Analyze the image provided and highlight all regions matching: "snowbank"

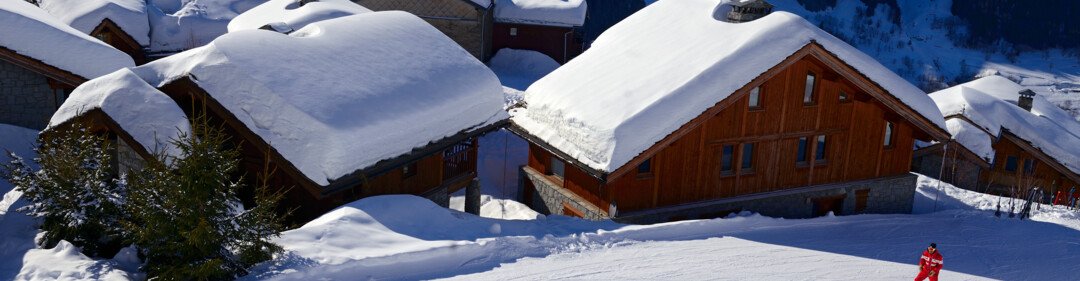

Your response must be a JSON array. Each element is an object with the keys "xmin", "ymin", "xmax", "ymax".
[
  {"xmin": 48, "ymin": 69, "xmax": 191, "ymax": 159},
  {"xmin": 0, "ymin": 1, "xmax": 135, "ymax": 79},
  {"xmin": 131, "ymin": 12, "xmax": 507, "ymax": 186},
  {"xmin": 512, "ymin": 0, "xmax": 946, "ymax": 173},
  {"xmin": 147, "ymin": 0, "xmax": 266, "ymax": 52},
  {"xmin": 38, "ymin": 0, "xmax": 151, "ymax": 46},
  {"xmin": 15, "ymin": 241, "xmax": 135, "ymax": 280},
  {"xmin": 449, "ymin": 195, "xmax": 543, "ymax": 220},
  {"xmin": 227, "ymin": 0, "xmax": 370, "ymax": 33},
  {"xmin": 930, "ymin": 76, "xmax": 1080, "ymax": 176},
  {"xmin": 487, "ymin": 48, "xmax": 560, "ymax": 91},
  {"xmin": 494, "ymin": 0, "xmax": 588, "ymax": 27}
]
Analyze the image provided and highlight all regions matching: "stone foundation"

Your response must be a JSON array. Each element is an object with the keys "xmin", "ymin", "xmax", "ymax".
[{"xmin": 520, "ymin": 166, "xmax": 918, "ymax": 224}]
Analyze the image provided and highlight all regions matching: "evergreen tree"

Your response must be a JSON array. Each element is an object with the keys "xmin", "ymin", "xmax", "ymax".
[
  {"xmin": 124, "ymin": 118, "xmax": 285, "ymax": 279},
  {"xmin": 0, "ymin": 125, "xmax": 128, "ymax": 257}
]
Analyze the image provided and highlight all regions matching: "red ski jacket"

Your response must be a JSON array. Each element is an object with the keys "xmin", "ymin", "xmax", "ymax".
[{"xmin": 919, "ymin": 249, "xmax": 944, "ymax": 273}]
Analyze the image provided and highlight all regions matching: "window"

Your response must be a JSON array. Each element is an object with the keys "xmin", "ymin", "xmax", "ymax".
[
  {"xmin": 748, "ymin": 86, "xmax": 762, "ymax": 110},
  {"xmin": 884, "ymin": 121, "xmax": 895, "ymax": 148},
  {"xmin": 803, "ymin": 72, "xmax": 817, "ymax": 105},
  {"xmin": 637, "ymin": 158, "xmax": 652, "ymax": 175},
  {"xmin": 510, "ymin": 27, "xmax": 518, "ymax": 36},
  {"xmin": 402, "ymin": 162, "xmax": 417, "ymax": 178},
  {"xmin": 796, "ymin": 137, "xmax": 809, "ymax": 164},
  {"xmin": 721, "ymin": 145, "xmax": 735, "ymax": 174},
  {"xmin": 741, "ymin": 143, "xmax": 755, "ymax": 171},
  {"xmin": 1004, "ymin": 156, "xmax": 1018, "ymax": 172},
  {"xmin": 550, "ymin": 156, "xmax": 565, "ymax": 178},
  {"xmin": 839, "ymin": 90, "xmax": 850, "ymax": 102},
  {"xmin": 1023, "ymin": 159, "xmax": 1036, "ymax": 175},
  {"xmin": 815, "ymin": 135, "xmax": 827, "ymax": 161}
]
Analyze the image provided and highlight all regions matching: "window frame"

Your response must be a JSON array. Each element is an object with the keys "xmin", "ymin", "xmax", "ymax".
[
  {"xmin": 883, "ymin": 121, "xmax": 896, "ymax": 149},
  {"xmin": 720, "ymin": 144, "xmax": 735, "ymax": 176},
  {"xmin": 803, "ymin": 71, "xmax": 818, "ymax": 106},
  {"xmin": 549, "ymin": 156, "xmax": 566, "ymax": 179},
  {"xmin": 815, "ymin": 135, "xmax": 828, "ymax": 163},
  {"xmin": 748, "ymin": 86, "xmax": 763, "ymax": 111},
  {"xmin": 796, "ymin": 136, "xmax": 810, "ymax": 166},
  {"xmin": 637, "ymin": 158, "xmax": 654, "ymax": 178},
  {"xmin": 1004, "ymin": 156, "xmax": 1019, "ymax": 172},
  {"xmin": 402, "ymin": 161, "xmax": 418, "ymax": 179},
  {"xmin": 1023, "ymin": 158, "xmax": 1036, "ymax": 175},
  {"xmin": 740, "ymin": 143, "xmax": 755, "ymax": 174},
  {"xmin": 838, "ymin": 90, "xmax": 851, "ymax": 103}
]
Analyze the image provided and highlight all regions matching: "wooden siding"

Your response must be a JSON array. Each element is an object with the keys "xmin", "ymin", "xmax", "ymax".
[
  {"xmin": 492, "ymin": 23, "xmax": 582, "ymax": 63},
  {"xmin": 525, "ymin": 52, "xmax": 936, "ymax": 214},
  {"xmin": 91, "ymin": 19, "xmax": 146, "ymax": 65},
  {"xmin": 980, "ymin": 133, "xmax": 1080, "ymax": 197}
]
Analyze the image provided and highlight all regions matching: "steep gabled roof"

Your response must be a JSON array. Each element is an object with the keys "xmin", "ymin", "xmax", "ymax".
[
  {"xmin": 511, "ymin": 0, "xmax": 947, "ymax": 175},
  {"xmin": 80, "ymin": 12, "xmax": 507, "ymax": 188},
  {"xmin": 494, "ymin": 0, "xmax": 588, "ymax": 27},
  {"xmin": 0, "ymin": 0, "xmax": 134, "ymax": 80},
  {"xmin": 38, "ymin": 0, "xmax": 150, "ymax": 46},
  {"xmin": 227, "ymin": 0, "xmax": 371, "ymax": 33},
  {"xmin": 930, "ymin": 75, "xmax": 1080, "ymax": 177}
]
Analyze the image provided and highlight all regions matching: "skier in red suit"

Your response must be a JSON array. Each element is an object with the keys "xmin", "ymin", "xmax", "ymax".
[{"xmin": 915, "ymin": 243, "xmax": 943, "ymax": 281}]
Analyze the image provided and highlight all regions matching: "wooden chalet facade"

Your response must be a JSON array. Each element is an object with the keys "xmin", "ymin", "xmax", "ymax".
[
  {"xmin": 913, "ymin": 77, "xmax": 1080, "ymax": 202},
  {"xmin": 513, "ymin": 43, "xmax": 949, "ymax": 222},
  {"xmin": 89, "ymin": 19, "xmax": 147, "ymax": 65},
  {"xmin": 491, "ymin": 0, "xmax": 587, "ymax": 63}
]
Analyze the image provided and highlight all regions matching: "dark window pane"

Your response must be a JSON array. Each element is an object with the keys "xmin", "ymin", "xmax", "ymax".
[
  {"xmin": 816, "ymin": 135, "xmax": 827, "ymax": 161},
  {"xmin": 749, "ymin": 87, "xmax": 761, "ymax": 109},
  {"xmin": 797, "ymin": 137, "xmax": 808, "ymax": 163},
  {"xmin": 839, "ymin": 90, "xmax": 849, "ymax": 102},
  {"xmin": 804, "ymin": 72, "xmax": 816, "ymax": 104},
  {"xmin": 1005, "ymin": 156, "xmax": 1018, "ymax": 172},
  {"xmin": 884, "ymin": 122, "xmax": 894, "ymax": 147},
  {"xmin": 550, "ymin": 156, "xmax": 565, "ymax": 178},
  {"xmin": 638, "ymin": 158, "xmax": 652, "ymax": 174},
  {"xmin": 1023, "ymin": 159, "xmax": 1036, "ymax": 175},
  {"xmin": 721, "ymin": 145, "xmax": 734, "ymax": 173},
  {"xmin": 741, "ymin": 143, "xmax": 754, "ymax": 170}
]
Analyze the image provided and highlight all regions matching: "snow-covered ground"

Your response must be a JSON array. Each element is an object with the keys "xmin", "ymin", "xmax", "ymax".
[{"xmin": 237, "ymin": 174, "xmax": 1080, "ymax": 280}]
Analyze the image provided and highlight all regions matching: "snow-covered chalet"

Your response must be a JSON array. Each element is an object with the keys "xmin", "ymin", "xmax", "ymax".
[
  {"xmin": 509, "ymin": 0, "xmax": 950, "ymax": 223},
  {"xmin": 912, "ymin": 76, "xmax": 1080, "ymax": 201},
  {"xmin": 0, "ymin": 0, "xmax": 134, "ymax": 130},
  {"xmin": 354, "ymin": 0, "xmax": 495, "ymax": 60},
  {"xmin": 38, "ymin": 0, "xmax": 151, "ymax": 64},
  {"xmin": 491, "ymin": 0, "xmax": 588, "ymax": 64},
  {"xmin": 49, "ymin": 11, "xmax": 508, "ymax": 221}
]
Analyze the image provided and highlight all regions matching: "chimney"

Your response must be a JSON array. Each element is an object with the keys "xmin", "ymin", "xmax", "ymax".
[
  {"xmin": 1018, "ymin": 89, "xmax": 1035, "ymax": 112},
  {"xmin": 727, "ymin": 0, "xmax": 775, "ymax": 23}
]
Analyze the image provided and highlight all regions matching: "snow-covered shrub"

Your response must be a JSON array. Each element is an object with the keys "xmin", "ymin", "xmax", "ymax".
[
  {"xmin": 124, "ymin": 117, "xmax": 286, "ymax": 279},
  {"xmin": 0, "ymin": 124, "xmax": 128, "ymax": 258}
]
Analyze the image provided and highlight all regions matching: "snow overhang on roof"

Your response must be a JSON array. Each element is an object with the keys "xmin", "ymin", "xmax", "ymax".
[
  {"xmin": 0, "ymin": 0, "xmax": 135, "ymax": 79},
  {"xmin": 930, "ymin": 75, "xmax": 1080, "ymax": 177},
  {"xmin": 127, "ymin": 11, "xmax": 507, "ymax": 187},
  {"xmin": 494, "ymin": 0, "xmax": 588, "ymax": 27},
  {"xmin": 227, "ymin": 0, "xmax": 371, "ymax": 33},
  {"xmin": 38, "ymin": 0, "xmax": 151, "ymax": 46},
  {"xmin": 511, "ymin": 0, "xmax": 946, "ymax": 175}
]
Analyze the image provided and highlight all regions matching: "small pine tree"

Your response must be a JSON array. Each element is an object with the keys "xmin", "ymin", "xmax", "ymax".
[
  {"xmin": 0, "ymin": 124, "xmax": 128, "ymax": 257},
  {"xmin": 124, "ymin": 117, "xmax": 285, "ymax": 279}
]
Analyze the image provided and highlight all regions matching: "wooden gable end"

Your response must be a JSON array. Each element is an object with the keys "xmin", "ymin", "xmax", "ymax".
[{"xmin": 90, "ymin": 19, "xmax": 146, "ymax": 65}]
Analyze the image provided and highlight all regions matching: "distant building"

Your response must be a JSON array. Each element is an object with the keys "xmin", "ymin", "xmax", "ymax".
[
  {"xmin": 354, "ymin": 0, "xmax": 495, "ymax": 60},
  {"xmin": 38, "ymin": 0, "xmax": 151, "ymax": 64},
  {"xmin": 49, "ymin": 12, "xmax": 508, "ymax": 222},
  {"xmin": 913, "ymin": 76, "xmax": 1080, "ymax": 199},
  {"xmin": 509, "ymin": 0, "xmax": 950, "ymax": 223},
  {"xmin": 0, "ymin": 0, "xmax": 134, "ymax": 129},
  {"xmin": 491, "ymin": 0, "xmax": 587, "ymax": 63}
]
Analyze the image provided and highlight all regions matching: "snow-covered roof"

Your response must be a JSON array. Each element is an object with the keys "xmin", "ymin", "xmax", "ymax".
[
  {"xmin": 37, "ymin": 0, "xmax": 150, "ymax": 46},
  {"xmin": 944, "ymin": 118, "xmax": 994, "ymax": 162},
  {"xmin": 930, "ymin": 75, "xmax": 1080, "ymax": 176},
  {"xmin": 0, "ymin": 1, "xmax": 135, "ymax": 79},
  {"xmin": 512, "ymin": 0, "xmax": 946, "ymax": 173},
  {"xmin": 494, "ymin": 0, "xmax": 588, "ymax": 27},
  {"xmin": 127, "ymin": 12, "xmax": 506, "ymax": 186},
  {"xmin": 227, "ymin": 0, "xmax": 371, "ymax": 33},
  {"xmin": 48, "ymin": 68, "xmax": 190, "ymax": 159}
]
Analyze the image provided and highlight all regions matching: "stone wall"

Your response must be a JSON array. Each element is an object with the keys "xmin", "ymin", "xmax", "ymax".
[
  {"xmin": 521, "ymin": 165, "xmax": 919, "ymax": 224},
  {"xmin": 354, "ymin": 0, "xmax": 491, "ymax": 60},
  {"xmin": 0, "ymin": 59, "xmax": 59, "ymax": 130},
  {"xmin": 521, "ymin": 167, "xmax": 609, "ymax": 220},
  {"xmin": 421, "ymin": 183, "xmax": 450, "ymax": 208}
]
